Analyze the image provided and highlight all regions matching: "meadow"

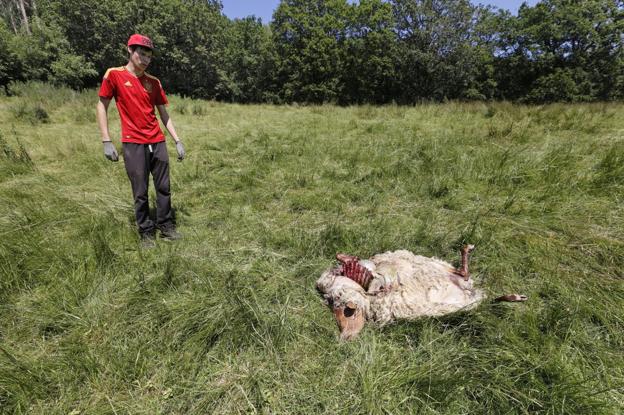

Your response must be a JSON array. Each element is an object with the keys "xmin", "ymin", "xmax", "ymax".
[{"xmin": 0, "ymin": 82, "xmax": 623, "ymax": 414}]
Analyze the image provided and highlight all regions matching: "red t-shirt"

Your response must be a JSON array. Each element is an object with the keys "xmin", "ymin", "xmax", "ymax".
[{"xmin": 98, "ymin": 66, "xmax": 168, "ymax": 144}]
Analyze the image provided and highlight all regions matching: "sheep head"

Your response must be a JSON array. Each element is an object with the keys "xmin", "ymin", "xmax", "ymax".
[{"xmin": 316, "ymin": 270, "xmax": 369, "ymax": 340}]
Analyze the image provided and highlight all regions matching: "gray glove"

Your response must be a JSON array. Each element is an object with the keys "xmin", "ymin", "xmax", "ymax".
[
  {"xmin": 176, "ymin": 141, "xmax": 185, "ymax": 161},
  {"xmin": 103, "ymin": 141, "xmax": 119, "ymax": 162}
]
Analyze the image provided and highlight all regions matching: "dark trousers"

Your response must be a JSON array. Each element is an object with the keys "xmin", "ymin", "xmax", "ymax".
[{"xmin": 122, "ymin": 142, "xmax": 174, "ymax": 235}]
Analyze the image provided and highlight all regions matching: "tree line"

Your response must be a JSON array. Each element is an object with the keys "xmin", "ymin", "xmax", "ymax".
[{"xmin": 1, "ymin": 0, "xmax": 623, "ymax": 104}]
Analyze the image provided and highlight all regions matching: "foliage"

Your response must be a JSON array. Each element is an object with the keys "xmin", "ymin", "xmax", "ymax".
[
  {"xmin": 132, "ymin": 0, "xmax": 226, "ymax": 99},
  {"xmin": 49, "ymin": 53, "xmax": 98, "ymax": 89},
  {"xmin": 496, "ymin": 0, "xmax": 624, "ymax": 101},
  {"xmin": 10, "ymin": 17, "xmax": 64, "ymax": 82},
  {"xmin": 391, "ymin": 0, "xmax": 491, "ymax": 101},
  {"xmin": 36, "ymin": 0, "xmax": 134, "ymax": 82},
  {"xmin": 0, "ymin": 20, "xmax": 18, "ymax": 89},
  {"xmin": 272, "ymin": 0, "xmax": 349, "ymax": 103},
  {"xmin": 217, "ymin": 17, "xmax": 277, "ymax": 103},
  {"xmin": 342, "ymin": 0, "xmax": 398, "ymax": 104}
]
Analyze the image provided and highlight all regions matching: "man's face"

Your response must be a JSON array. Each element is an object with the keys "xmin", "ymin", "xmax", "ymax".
[{"xmin": 129, "ymin": 46, "xmax": 153, "ymax": 70}]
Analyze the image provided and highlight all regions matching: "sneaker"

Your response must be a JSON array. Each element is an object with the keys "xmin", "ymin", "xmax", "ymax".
[
  {"xmin": 140, "ymin": 232, "xmax": 156, "ymax": 249},
  {"xmin": 160, "ymin": 227, "xmax": 182, "ymax": 241}
]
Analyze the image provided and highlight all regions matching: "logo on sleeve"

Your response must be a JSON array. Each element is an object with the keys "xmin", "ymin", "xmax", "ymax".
[{"xmin": 124, "ymin": 81, "xmax": 132, "ymax": 87}]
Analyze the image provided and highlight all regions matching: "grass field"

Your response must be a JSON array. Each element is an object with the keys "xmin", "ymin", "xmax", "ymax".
[{"xmin": 1, "ymin": 82, "xmax": 623, "ymax": 414}]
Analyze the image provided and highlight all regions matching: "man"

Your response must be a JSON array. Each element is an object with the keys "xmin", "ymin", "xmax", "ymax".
[{"xmin": 96, "ymin": 34, "xmax": 185, "ymax": 248}]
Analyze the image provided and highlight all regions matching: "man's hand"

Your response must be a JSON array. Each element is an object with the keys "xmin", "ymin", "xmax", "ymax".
[
  {"xmin": 103, "ymin": 141, "xmax": 119, "ymax": 162},
  {"xmin": 176, "ymin": 141, "xmax": 185, "ymax": 161}
]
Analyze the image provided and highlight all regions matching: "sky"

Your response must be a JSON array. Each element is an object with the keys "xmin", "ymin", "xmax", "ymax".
[{"xmin": 221, "ymin": 1, "xmax": 541, "ymax": 24}]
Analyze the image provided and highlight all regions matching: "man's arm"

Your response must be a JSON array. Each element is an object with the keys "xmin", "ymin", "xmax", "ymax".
[
  {"xmin": 156, "ymin": 104, "xmax": 181, "ymax": 142},
  {"xmin": 96, "ymin": 97, "xmax": 119, "ymax": 161},
  {"xmin": 157, "ymin": 104, "xmax": 185, "ymax": 160},
  {"xmin": 97, "ymin": 97, "xmax": 112, "ymax": 141}
]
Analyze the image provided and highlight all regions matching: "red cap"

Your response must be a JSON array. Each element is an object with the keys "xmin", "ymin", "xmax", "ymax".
[{"xmin": 127, "ymin": 34, "xmax": 154, "ymax": 50}]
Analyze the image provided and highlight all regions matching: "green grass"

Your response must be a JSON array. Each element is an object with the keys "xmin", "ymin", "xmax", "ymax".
[{"xmin": 0, "ymin": 82, "xmax": 623, "ymax": 414}]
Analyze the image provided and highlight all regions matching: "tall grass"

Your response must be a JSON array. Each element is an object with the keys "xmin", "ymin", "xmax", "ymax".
[{"xmin": 0, "ymin": 83, "xmax": 623, "ymax": 414}]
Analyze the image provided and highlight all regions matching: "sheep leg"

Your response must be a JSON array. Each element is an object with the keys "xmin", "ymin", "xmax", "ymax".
[
  {"xmin": 453, "ymin": 244, "xmax": 475, "ymax": 281},
  {"xmin": 495, "ymin": 294, "xmax": 528, "ymax": 302}
]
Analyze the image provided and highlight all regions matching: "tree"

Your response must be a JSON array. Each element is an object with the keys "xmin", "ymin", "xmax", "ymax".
[
  {"xmin": 390, "ymin": 0, "xmax": 490, "ymax": 101},
  {"xmin": 36, "ymin": 0, "xmax": 133, "ymax": 85},
  {"xmin": 132, "ymin": 0, "xmax": 227, "ymax": 99},
  {"xmin": 217, "ymin": 16, "xmax": 277, "ymax": 103},
  {"xmin": 272, "ymin": 0, "xmax": 349, "ymax": 103},
  {"xmin": 36, "ymin": 0, "xmax": 226, "ymax": 97},
  {"xmin": 1, "ymin": 0, "xmax": 622, "ymax": 102},
  {"xmin": 0, "ymin": 19, "xmax": 19, "ymax": 89},
  {"xmin": 0, "ymin": 0, "xmax": 37, "ymax": 34},
  {"xmin": 498, "ymin": 0, "xmax": 624, "ymax": 102},
  {"xmin": 342, "ymin": 0, "xmax": 398, "ymax": 103}
]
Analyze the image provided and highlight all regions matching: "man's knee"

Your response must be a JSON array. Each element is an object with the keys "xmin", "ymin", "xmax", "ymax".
[{"xmin": 155, "ymin": 181, "xmax": 171, "ymax": 195}]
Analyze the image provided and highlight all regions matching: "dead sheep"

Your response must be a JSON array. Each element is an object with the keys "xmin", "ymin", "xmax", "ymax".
[{"xmin": 316, "ymin": 245, "xmax": 525, "ymax": 340}]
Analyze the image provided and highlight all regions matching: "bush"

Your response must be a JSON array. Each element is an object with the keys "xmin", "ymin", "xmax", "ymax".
[
  {"xmin": 10, "ymin": 101, "xmax": 50, "ymax": 125},
  {"xmin": 523, "ymin": 68, "xmax": 581, "ymax": 103},
  {"xmin": 11, "ymin": 19, "xmax": 96, "ymax": 89},
  {"xmin": 50, "ymin": 53, "xmax": 98, "ymax": 89},
  {"xmin": 0, "ymin": 21, "xmax": 20, "ymax": 90},
  {"xmin": 11, "ymin": 19, "xmax": 67, "ymax": 82}
]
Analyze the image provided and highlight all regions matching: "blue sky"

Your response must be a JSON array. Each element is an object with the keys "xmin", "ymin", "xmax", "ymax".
[{"xmin": 221, "ymin": 1, "xmax": 540, "ymax": 24}]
